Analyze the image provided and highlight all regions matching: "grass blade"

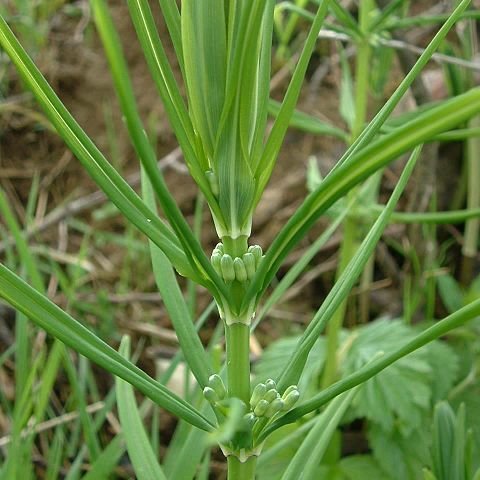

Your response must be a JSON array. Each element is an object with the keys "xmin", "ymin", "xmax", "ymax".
[
  {"xmin": 81, "ymin": 435, "xmax": 125, "ymax": 480},
  {"xmin": 116, "ymin": 337, "xmax": 167, "ymax": 480},
  {"xmin": 0, "ymin": 264, "xmax": 214, "ymax": 432}
]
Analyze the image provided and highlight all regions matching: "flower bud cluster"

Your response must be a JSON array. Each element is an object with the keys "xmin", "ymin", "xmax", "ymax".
[
  {"xmin": 211, "ymin": 243, "xmax": 263, "ymax": 283},
  {"xmin": 250, "ymin": 380, "xmax": 300, "ymax": 419},
  {"xmin": 203, "ymin": 374, "xmax": 227, "ymax": 405}
]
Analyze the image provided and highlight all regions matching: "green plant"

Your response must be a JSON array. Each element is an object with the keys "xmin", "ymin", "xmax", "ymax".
[{"xmin": 1, "ymin": 1, "xmax": 480, "ymax": 478}]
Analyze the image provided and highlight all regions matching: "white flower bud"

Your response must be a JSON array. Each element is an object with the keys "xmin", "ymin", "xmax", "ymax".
[
  {"xmin": 203, "ymin": 387, "xmax": 219, "ymax": 405},
  {"xmin": 254, "ymin": 399, "xmax": 269, "ymax": 417},
  {"xmin": 250, "ymin": 383, "xmax": 266, "ymax": 408},
  {"xmin": 220, "ymin": 254, "xmax": 235, "ymax": 281},
  {"xmin": 208, "ymin": 374, "xmax": 226, "ymax": 400},
  {"xmin": 242, "ymin": 253, "xmax": 256, "ymax": 279},
  {"xmin": 233, "ymin": 257, "xmax": 248, "ymax": 282},
  {"xmin": 266, "ymin": 398, "xmax": 285, "ymax": 417}
]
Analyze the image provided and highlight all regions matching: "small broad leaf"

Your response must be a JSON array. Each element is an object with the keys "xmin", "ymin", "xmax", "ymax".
[
  {"xmin": 341, "ymin": 318, "xmax": 432, "ymax": 434},
  {"xmin": 116, "ymin": 337, "xmax": 167, "ymax": 480},
  {"xmin": 437, "ymin": 274, "xmax": 464, "ymax": 314},
  {"xmin": 254, "ymin": 334, "xmax": 328, "ymax": 396},
  {"xmin": 339, "ymin": 455, "xmax": 390, "ymax": 480},
  {"xmin": 368, "ymin": 422, "xmax": 430, "ymax": 480}
]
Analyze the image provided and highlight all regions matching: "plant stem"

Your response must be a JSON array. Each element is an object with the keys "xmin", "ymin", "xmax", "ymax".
[
  {"xmin": 225, "ymin": 322, "xmax": 251, "ymax": 405},
  {"xmin": 227, "ymin": 456, "xmax": 257, "ymax": 480},
  {"xmin": 321, "ymin": 214, "xmax": 357, "ymax": 388},
  {"xmin": 461, "ymin": 115, "xmax": 480, "ymax": 283}
]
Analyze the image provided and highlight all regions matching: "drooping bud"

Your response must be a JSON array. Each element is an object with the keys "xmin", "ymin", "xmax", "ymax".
[
  {"xmin": 203, "ymin": 387, "xmax": 219, "ymax": 405},
  {"xmin": 233, "ymin": 257, "xmax": 248, "ymax": 282},
  {"xmin": 253, "ymin": 399, "xmax": 269, "ymax": 417},
  {"xmin": 208, "ymin": 374, "xmax": 226, "ymax": 400},
  {"xmin": 220, "ymin": 254, "xmax": 235, "ymax": 281},
  {"xmin": 250, "ymin": 383, "xmax": 266, "ymax": 408}
]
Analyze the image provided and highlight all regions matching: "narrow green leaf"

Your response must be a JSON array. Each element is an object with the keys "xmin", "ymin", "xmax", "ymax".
[
  {"xmin": 157, "ymin": 0, "xmax": 183, "ymax": 74},
  {"xmin": 116, "ymin": 337, "xmax": 167, "ymax": 480},
  {"xmin": 275, "ymin": 146, "xmax": 421, "ymax": 395},
  {"xmin": 81, "ymin": 435, "xmax": 125, "ymax": 480},
  {"xmin": 0, "ymin": 263, "xmax": 215, "ymax": 432},
  {"xmin": 91, "ymin": 0, "xmax": 224, "ymax": 296},
  {"xmin": 262, "ymin": 298, "xmax": 480, "ymax": 439},
  {"xmin": 281, "ymin": 389, "xmax": 357, "ymax": 480},
  {"xmin": 247, "ymin": 87, "xmax": 480, "ymax": 309},
  {"xmin": 254, "ymin": 0, "xmax": 331, "ymax": 200},
  {"xmin": 142, "ymin": 168, "xmax": 213, "ymax": 388},
  {"xmin": 182, "ymin": 0, "xmax": 227, "ymax": 158},
  {"xmin": 0, "ymin": 14, "xmax": 195, "ymax": 280},
  {"xmin": 267, "ymin": 99, "xmax": 349, "ymax": 141}
]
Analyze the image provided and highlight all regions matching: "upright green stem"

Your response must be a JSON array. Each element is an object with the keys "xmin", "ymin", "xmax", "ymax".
[
  {"xmin": 461, "ymin": 115, "xmax": 480, "ymax": 283},
  {"xmin": 225, "ymin": 322, "xmax": 251, "ymax": 405},
  {"xmin": 321, "ymin": 214, "xmax": 357, "ymax": 387},
  {"xmin": 227, "ymin": 456, "xmax": 257, "ymax": 480}
]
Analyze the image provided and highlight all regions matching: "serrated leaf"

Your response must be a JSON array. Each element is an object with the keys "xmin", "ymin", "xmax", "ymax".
[
  {"xmin": 341, "ymin": 318, "xmax": 432, "ymax": 434},
  {"xmin": 368, "ymin": 421, "xmax": 430, "ymax": 480},
  {"xmin": 339, "ymin": 455, "xmax": 390, "ymax": 480}
]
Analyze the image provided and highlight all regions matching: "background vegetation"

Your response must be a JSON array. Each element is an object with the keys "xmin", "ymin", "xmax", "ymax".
[{"xmin": 1, "ymin": 0, "xmax": 480, "ymax": 478}]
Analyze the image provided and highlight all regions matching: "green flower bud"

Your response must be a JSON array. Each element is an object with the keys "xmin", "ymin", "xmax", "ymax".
[
  {"xmin": 265, "ymin": 379, "xmax": 277, "ymax": 391},
  {"xmin": 215, "ymin": 243, "xmax": 224, "ymax": 254},
  {"xmin": 282, "ymin": 390, "xmax": 300, "ymax": 410},
  {"xmin": 282, "ymin": 385, "xmax": 298, "ymax": 398},
  {"xmin": 203, "ymin": 387, "xmax": 219, "ymax": 405},
  {"xmin": 208, "ymin": 374, "xmax": 226, "ymax": 400},
  {"xmin": 243, "ymin": 412, "xmax": 257, "ymax": 429},
  {"xmin": 263, "ymin": 388, "xmax": 279, "ymax": 403},
  {"xmin": 233, "ymin": 257, "xmax": 248, "ymax": 282},
  {"xmin": 253, "ymin": 399, "xmax": 269, "ymax": 417},
  {"xmin": 248, "ymin": 245, "xmax": 263, "ymax": 267},
  {"xmin": 250, "ymin": 383, "xmax": 266, "ymax": 408},
  {"xmin": 206, "ymin": 170, "xmax": 219, "ymax": 196},
  {"xmin": 211, "ymin": 252, "xmax": 222, "ymax": 276},
  {"xmin": 242, "ymin": 253, "xmax": 256, "ymax": 279},
  {"xmin": 266, "ymin": 398, "xmax": 285, "ymax": 417},
  {"xmin": 220, "ymin": 254, "xmax": 235, "ymax": 281}
]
